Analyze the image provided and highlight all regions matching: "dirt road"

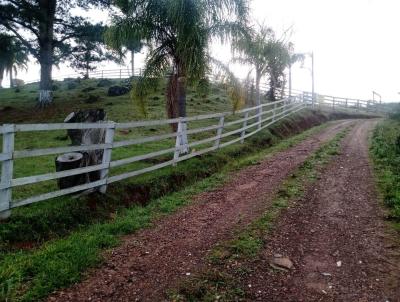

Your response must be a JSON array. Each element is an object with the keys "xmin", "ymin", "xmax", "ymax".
[
  {"xmin": 246, "ymin": 119, "xmax": 400, "ymax": 301},
  {"xmin": 48, "ymin": 121, "xmax": 354, "ymax": 302}
]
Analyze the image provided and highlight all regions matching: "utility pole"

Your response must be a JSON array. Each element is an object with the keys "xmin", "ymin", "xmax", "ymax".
[
  {"xmin": 290, "ymin": 51, "xmax": 315, "ymax": 104},
  {"xmin": 311, "ymin": 52, "xmax": 315, "ymax": 105},
  {"xmin": 372, "ymin": 91, "xmax": 381, "ymax": 104},
  {"xmin": 288, "ymin": 63, "xmax": 292, "ymax": 98}
]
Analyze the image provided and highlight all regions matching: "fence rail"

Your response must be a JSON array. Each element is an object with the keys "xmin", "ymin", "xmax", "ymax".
[{"xmin": 0, "ymin": 92, "xmax": 382, "ymax": 218}]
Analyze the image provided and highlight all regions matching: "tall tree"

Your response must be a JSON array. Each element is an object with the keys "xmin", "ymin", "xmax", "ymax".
[
  {"xmin": 265, "ymin": 39, "xmax": 290, "ymax": 101},
  {"xmin": 106, "ymin": 0, "xmax": 248, "ymax": 150},
  {"xmin": 0, "ymin": 0, "xmax": 109, "ymax": 107},
  {"xmin": 69, "ymin": 23, "xmax": 121, "ymax": 78},
  {"xmin": 232, "ymin": 24, "xmax": 275, "ymax": 117},
  {"xmin": 287, "ymin": 42, "xmax": 305, "ymax": 97},
  {"xmin": 125, "ymin": 39, "xmax": 143, "ymax": 77},
  {"xmin": 0, "ymin": 33, "xmax": 29, "ymax": 88}
]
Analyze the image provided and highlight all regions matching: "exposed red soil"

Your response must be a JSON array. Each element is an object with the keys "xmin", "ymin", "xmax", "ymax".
[
  {"xmin": 245, "ymin": 119, "xmax": 400, "ymax": 301},
  {"xmin": 48, "ymin": 121, "xmax": 353, "ymax": 302}
]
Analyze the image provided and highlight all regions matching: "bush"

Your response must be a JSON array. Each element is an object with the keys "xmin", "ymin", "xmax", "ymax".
[
  {"xmin": 97, "ymin": 79, "xmax": 113, "ymax": 87},
  {"xmin": 66, "ymin": 82, "xmax": 78, "ymax": 90},
  {"xmin": 81, "ymin": 87, "xmax": 96, "ymax": 93},
  {"xmin": 83, "ymin": 94, "xmax": 101, "ymax": 104},
  {"xmin": 108, "ymin": 86, "xmax": 130, "ymax": 97}
]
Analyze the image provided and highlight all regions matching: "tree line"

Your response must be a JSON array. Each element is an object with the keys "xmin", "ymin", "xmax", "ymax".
[{"xmin": 0, "ymin": 0, "xmax": 303, "ymax": 117}]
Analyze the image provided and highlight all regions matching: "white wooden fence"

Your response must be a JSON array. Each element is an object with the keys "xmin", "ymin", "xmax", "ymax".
[{"xmin": 0, "ymin": 93, "xmax": 381, "ymax": 218}]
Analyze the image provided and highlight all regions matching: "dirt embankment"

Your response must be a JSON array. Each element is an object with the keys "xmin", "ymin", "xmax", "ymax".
[
  {"xmin": 245, "ymin": 120, "xmax": 400, "ymax": 301},
  {"xmin": 48, "ymin": 120, "xmax": 353, "ymax": 302}
]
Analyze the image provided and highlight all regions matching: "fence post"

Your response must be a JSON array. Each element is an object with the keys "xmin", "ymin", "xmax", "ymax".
[
  {"xmin": 173, "ymin": 119, "xmax": 183, "ymax": 166},
  {"xmin": 357, "ymin": 99, "xmax": 360, "ymax": 111},
  {"xmin": 214, "ymin": 115, "xmax": 225, "ymax": 148},
  {"xmin": 240, "ymin": 112, "xmax": 249, "ymax": 143},
  {"xmin": 332, "ymin": 97, "xmax": 335, "ymax": 111},
  {"xmin": 257, "ymin": 105, "xmax": 263, "ymax": 130},
  {"xmin": 101, "ymin": 70, "xmax": 104, "ymax": 79},
  {"xmin": 99, "ymin": 123, "xmax": 115, "ymax": 194},
  {"xmin": 283, "ymin": 98, "xmax": 287, "ymax": 114},
  {"xmin": 345, "ymin": 98, "xmax": 348, "ymax": 108},
  {"xmin": 0, "ymin": 124, "xmax": 15, "ymax": 220}
]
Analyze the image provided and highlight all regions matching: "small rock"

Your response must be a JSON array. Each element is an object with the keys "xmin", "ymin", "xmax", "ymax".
[
  {"xmin": 321, "ymin": 272, "xmax": 332, "ymax": 276},
  {"xmin": 186, "ymin": 272, "xmax": 191, "ymax": 276},
  {"xmin": 274, "ymin": 253, "xmax": 283, "ymax": 258},
  {"xmin": 336, "ymin": 261, "xmax": 342, "ymax": 267},
  {"xmin": 270, "ymin": 257, "xmax": 294, "ymax": 270}
]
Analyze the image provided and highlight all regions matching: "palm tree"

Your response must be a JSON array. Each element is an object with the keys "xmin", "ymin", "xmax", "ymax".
[
  {"xmin": 0, "ymin": 33, "xmax": 28, "ymax": 88},
  {"xmin": 232, "ymin": 24, "xmax": 275, "ymax": 121},
  {"xmin": 287, "ymin": 42, "xmax": 305, "ymax": 98},
  {"xmin": 265, "ymin": 39, "xmax": 291, "ymax": 101},
  {"xmin": 105, "ymin": 0, "xmax": 143, "ymax": 77},
  {"xmin": 106, "ymin": 0, "xmax": 249, "ymax": 150}
]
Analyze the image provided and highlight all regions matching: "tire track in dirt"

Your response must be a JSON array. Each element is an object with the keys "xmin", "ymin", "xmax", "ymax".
[
  {"xmin": 246, "ymin": 119, "xmax": 400, "ymax": 301},
  {"xmin": 48, "ymin": 120, "xmax": 354, "ymax": 302}
]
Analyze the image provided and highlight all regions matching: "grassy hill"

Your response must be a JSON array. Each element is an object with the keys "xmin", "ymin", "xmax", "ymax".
[{"xmin": 0, "ymin": 77, "xmax": 235, "ymax": 124}]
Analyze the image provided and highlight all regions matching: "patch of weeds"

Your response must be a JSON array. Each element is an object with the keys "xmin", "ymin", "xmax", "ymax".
[
  {"xmin": 169, "ymin": 270, "xmax": 244, "ymax": 302},
  {"xmin": 370, "ymin": 119, "xmax": 400, "ymax": 221}
]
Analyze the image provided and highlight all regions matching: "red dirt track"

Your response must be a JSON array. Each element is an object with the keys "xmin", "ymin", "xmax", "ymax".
[
  {"xmin": 48, "ymin": 121, "xmax": 354, "ymax": 302},
  {"xmin": 245, "ymin": 120, "xmax": 400, "ymax": 301}
]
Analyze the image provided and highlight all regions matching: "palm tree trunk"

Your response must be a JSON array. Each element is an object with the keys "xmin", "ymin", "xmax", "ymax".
[
  {"xmin": 177, "ymin": 76, "xmax": 189, "ymax": 153},
  {"xmin": 85, "ymin": 62, "xmax": 89, "ymax": 79},
  {"xmin": 166, "ymin": 73, "xmax": 179, "ymax": 129},
  {"xmin": 255, "ymin": 71, "xmax": 262, "ymax": 128},
  {"xmin": 9, "ymin": 68, "xmax": 13, "ymax": 88},
  {"xmin": 177, "ymin": 76, "xmax": 186, "ymax": 117},
  {"xmin": 0, "ymin": 66, "xmax": 4, "ymax": 88},
  {"xmin": 131, "ymin": 50, "xmax": 135, "ymax": 77},
  {"xmin": 288, "ymin": 63, "xmax": 292, "ymax": 97}
]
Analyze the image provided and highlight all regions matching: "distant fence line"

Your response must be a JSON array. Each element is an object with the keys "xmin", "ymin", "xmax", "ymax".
[
  {"xmin": 0, "ymin": 91, "xmax": 383, "ymax": 219},
  {"xmin": 5, "ymin": 68, "xmax": 142, "ymax": 87},
  {"xmin": 4, "ymin": 67, "xmax": 383, "ymax": 109}
]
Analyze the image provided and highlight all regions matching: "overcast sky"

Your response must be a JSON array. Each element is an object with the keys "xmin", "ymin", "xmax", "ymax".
[{"xmin": 9, "ymin": 0, "xmax": 400, "ymax": 102}]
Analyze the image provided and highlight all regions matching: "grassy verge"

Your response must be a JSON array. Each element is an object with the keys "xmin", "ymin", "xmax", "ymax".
[
  {"xmin": 0, "ymin": 113, "xmax": 339, "ymax": 302},
  {"xmin": 169, "ymin": 126, "xmax": 350, "ymax": 302},
  {"xmin": 370, "ymin": 118, "xmax": 400, "ymax": 223}
]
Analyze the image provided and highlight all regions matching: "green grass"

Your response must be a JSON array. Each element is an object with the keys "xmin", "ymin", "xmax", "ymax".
[
  {"xmin": 170, "ymin": 126, "xmax": 350, "ymax": 302},
  {"xmin": 370, "ymin": 118, "xmax": 400, "ymax": 221},
  {"xmin": 0, "ymin": 117, "xmax": 337, "ymax": 302}
]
